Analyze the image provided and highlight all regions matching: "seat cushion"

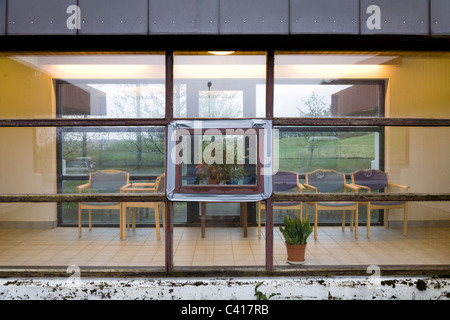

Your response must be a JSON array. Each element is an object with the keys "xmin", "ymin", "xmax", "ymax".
[
  {"xmin": 370, "ymin": 201, "xmax": 405, "ymax": 206},
  {"xmin": 81, "ymin": 202, "xmax": 120, "ymax": 206},
  {"xmin": 274, "ymin": 202, "xmax": 301, "ymax": 207},
  {"xmin": 318, "ymin": 201, "xmax": 356, "ymax": 207}
]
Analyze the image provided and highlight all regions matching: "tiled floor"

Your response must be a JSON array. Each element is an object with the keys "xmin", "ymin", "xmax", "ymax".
[{"xmin": 0, "ymin": 225, "xmax": 449, "ymax": 267}]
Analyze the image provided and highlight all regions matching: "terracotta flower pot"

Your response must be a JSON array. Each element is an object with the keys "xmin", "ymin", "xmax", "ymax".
[{"xmin": 285, "ymin": 243, "xmax": 307, "ymax": 265}]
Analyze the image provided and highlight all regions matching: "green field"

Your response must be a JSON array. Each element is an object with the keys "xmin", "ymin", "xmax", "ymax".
[{"xmin": 276, "ymin": 132, "xmax": 375, "ymax": 173}]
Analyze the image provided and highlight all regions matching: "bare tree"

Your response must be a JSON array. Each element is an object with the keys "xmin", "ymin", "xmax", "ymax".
[{"xmin": 298, "ymin": 92, "xmax": 331, "ymax": 164}]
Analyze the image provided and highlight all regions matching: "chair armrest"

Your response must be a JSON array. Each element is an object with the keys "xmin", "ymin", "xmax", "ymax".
[
  {"xmin": 76, "ymin": 183, "xmax": 90, "ymax": 193},
  {"xmin": 303, "ymin": 183, "xmax": 318, "ymax": 193},
  {"xmin": 132, "ymin": 182, "xmax": 155, "ymax": 187},
  {"xmin": 351, "ymin": 184, "xmax": 371, "ymax": 192},
  {"xmin": 119, "ymin": 183, "xmax": 133, "ymax": 192},
  {"xmin": 121, "ymin": 183, "xmax": 157, "ymax": 193},
  {"xmin": 388, "ymin": 182, "xmax": 410, "ymax": 192},
  {"xmin": 344, "ymin": 183, "xmax": 361, "ymax": 192},
  {"xmin": 297, "ymin": 182, "xmax": 305, "ymax": 192}
]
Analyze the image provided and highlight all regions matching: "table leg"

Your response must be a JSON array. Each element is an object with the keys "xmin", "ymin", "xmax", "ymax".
[
  {"xmin": 154, "ymin": 203, "xmax": 161, "ymax": 241},
  {"xmin": 120, "ymin": 204, "xmax": 126, "ymax": 240},
  {"xmin": 240, "ymin": 203, "xmax": 247, "ymax": 238},
  {"xmin": 201, "ymin": 202, "xmax": 206, "ymax": 238}
]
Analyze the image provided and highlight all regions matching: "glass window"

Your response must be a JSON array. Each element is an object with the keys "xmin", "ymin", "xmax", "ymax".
[
  {"xmin": 274, "ymin": 54, "xmax": 392, "ymax": 117},
  {"xmin": 174, "ymin": 52, "xmax": 266, "ymax": 118},
  {"xmin": 166, "ymin": 120, "xmax": 272, "ymax": 202},
  {"xmin": 1, "ymin": 54, "xmax": 166, "ymax": 119},
  {"xmin": 59, "ymin": 126, "xmax": 165, "ymax": 227},
  {"xmin": 1, "ymin": 51, "xmax": 449, "ymax": 273}
]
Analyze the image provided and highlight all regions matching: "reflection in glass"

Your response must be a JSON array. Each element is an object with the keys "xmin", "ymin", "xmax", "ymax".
[
  {"xmin": 59, "ymin": 127, "xmax": 165, "ymax": 226},
  {"xmin": 58, "ymin": 82, "xmax": 165, "ymax": 118},
  {"xmin": 274, "ymin": 82, "xmax": 382, "ymax": 118},
  {"xmin": 61, "ymin": 127, "xmax": 165, "ymax": 177},
  {"xmin": 275, "ymin": 128, "xmax": 380, "ymax": 174},
  {"xmin": 179, "ymin": 133, "xmax": 257, "ymax": 186},
  {"xmin": 174, "ymin": 53, "xmax": 266, "ymax": 118}
]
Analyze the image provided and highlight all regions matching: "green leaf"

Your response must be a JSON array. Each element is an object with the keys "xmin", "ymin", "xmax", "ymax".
[{"xmin": 279, "ymin": 216, "xmax": 313, "ymax": 245}]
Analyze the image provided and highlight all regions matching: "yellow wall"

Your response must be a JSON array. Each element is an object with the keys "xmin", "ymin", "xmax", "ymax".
[
  {"xmin": 0, "ymin": 57, "xmax": 57, "ymax": 225},
  {"xmin": 384, "ymin": 56, "xmax": 450, "ymax": 222},
  {"xmin": 332, "ymin": 55, "xmax": 450, "ymax": 222}
]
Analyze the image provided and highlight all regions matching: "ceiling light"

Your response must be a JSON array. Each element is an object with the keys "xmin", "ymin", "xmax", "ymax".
[{"xmin": 208, "ymin": 51, "xmax": 235, "ymax": 56}]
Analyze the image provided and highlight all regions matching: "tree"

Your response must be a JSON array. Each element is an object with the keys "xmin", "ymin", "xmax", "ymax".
[
  {"xmin": 297, "ymin": 91, "xmax": 331, "ymax": 117},
  {"xmin": 298, "ymin": 92, "xmax": 331, "ymax": 165}
]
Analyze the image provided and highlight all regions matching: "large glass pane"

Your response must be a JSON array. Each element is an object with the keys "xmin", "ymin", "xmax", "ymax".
[
  {"xmin": 275, "ymin": 127, "xmax": 381, "ymax": 174},
  {"xmin": 0, "ymin": 54, "xmax": 165, "ymax": 118},
  {"xmin": 59, "ymin": 126, "xmax": 165, "ymax": 227},
  {"xmin": 173, "ymin": 52, "xmax": 266, "ymax": 118},
  {"xmin": 274, "ymin": 53, "xmax": 450, "ymax": 119},
  {"xmin": 61, "ymin": 127, "xmax": 165, "ymax": 177},
  {"xmin": 271, "ymin": 126, "xmax": 450, "ymax": 267},
  {"xmin": 173, "ymin": 202, "xmax": 264, "ymax": 267}
]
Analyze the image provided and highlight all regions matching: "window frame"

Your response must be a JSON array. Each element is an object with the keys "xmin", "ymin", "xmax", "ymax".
[
  {"xmin": 174, "ymin": 127, "xmax": 264, "ymax": 194},
  {"xmin": 0, "ymin": 48, "xmax": 449, "ymax": 277}
]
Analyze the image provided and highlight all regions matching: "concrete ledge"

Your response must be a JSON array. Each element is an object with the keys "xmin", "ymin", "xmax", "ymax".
[{"xmin": 0, "ymin": 276, "xmax": 448, "ymax": 300}]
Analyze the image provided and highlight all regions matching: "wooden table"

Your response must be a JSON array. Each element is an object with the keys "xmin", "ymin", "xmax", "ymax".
[{"xmin": 200, "ymin": 202, "xmax": 248, "ymax": 238}]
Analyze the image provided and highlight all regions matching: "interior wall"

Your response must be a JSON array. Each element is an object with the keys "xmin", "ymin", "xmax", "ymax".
[
  {"xmin": 0, "ymin": 57, "xmax": 57, "ymax": 226},
  {"xmin": 384, "ymin": 56, "xmax": 450, "ymax": 222}
]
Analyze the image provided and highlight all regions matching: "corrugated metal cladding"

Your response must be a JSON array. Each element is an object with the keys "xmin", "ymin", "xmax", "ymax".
[
  {"xmin": 0, "ymin": 0, "xmax": 5, "ymax": 35},
  {"xmin": 1, "ymin": 0, "xmax": 449, "ymax": 36}
]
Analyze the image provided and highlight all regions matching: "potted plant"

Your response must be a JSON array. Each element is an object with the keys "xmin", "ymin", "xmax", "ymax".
[
  {"xmin": 195, "ymin": 141, "xmax": 246, "ymax": 185},
  {"xmin": 279, "ymin": 215, "xmax": 314, "ymax": 265}
]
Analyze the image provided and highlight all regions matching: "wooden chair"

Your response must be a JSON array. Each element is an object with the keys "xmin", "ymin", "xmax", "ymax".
[
  {"xmin": 258, "ymin": 171, "xmax": 305, "ymax": 239},
  {"xmin": 77, "ymin": 170, "xmax": 130, "ymax": 239},
  {"xmin": 304, "ymin": 169, "xmax": 360, "ymax": 240},
  {"xmin": 351, "ymin": 169, "xmax": 409, "ymax": 237},
  {"xmin": 121, "ymin": 173, "xmax": 165, "ymax": 240}
]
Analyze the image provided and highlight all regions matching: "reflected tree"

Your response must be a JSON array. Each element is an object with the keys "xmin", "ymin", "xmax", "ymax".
[{"xmin": 298, "ymin": 92, "xmax": 331, "ymax": 165}]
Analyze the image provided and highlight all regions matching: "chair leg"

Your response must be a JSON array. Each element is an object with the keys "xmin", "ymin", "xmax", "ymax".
[
  {"xmin": 88, "ymin": 210, "xmax": 92, "ymax": 231},
  {"xmin": 314, "ymin": 204, "xmax": 318, "ymax": 240},
  {"xmin": 350, "ymin": 210, "xmax": 354, "ymax": 231},
  {"xmin": 342, "ymin": 211, "xmax": 346, "ymax": 232},
  {"xmin": 120, "ymin": 204, "xmax": 125, "ymax": 240},
  {"xmin": 154, "ymin": 203, "xmax": 161, "ymax": 241},
  {"xmin": 132, "ymin": 207, "xmax": 136, "ymax": 231},
  {"xmin": 126, "ymin": 208, "xmax": 130, "ymax": 231},
  {"xmin": 355, "ymin": 208, "xmax": 358, "ymax": 239},
  {"xmin": 384, "ymin": 209, "xmax": 389, "ymax": 229},
  {"xmin": 161, "ymin": 202, "xmax": 165, "ymax": 230},
  {"xmin": 78, "ymin": 206, "xmax": 82, "ymax": 239},
  {"xmin": 403, "ymin": 206, "xmax": 408, "ymax": 237},
  {"xmin": 257, "ymin": 202, "xmax": 261, "ymax": 239},
  {"xmin": 367, "ymin": 206, "xmax": 371, "ymax": 239}
]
